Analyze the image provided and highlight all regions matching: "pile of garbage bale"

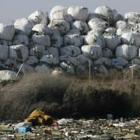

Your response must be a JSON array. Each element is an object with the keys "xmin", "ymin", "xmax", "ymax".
[{"xmin": 1, "ymin": 5, "xmax": 140, "ymax": 78}]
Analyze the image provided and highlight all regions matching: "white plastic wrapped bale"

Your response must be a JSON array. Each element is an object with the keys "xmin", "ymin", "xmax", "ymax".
[
  {"xmin": 60, "ymin": 56, "xmax": 78, "ymax": 66},
  {"xmin": 77, "ymin": 54, "xmax": 89, "ymax": 65},
  {"xmin": 40, "ymin": 55, "xmax": 59, "ymax": 65},
  {"xmin": 116, "ymin": 20, "xmax": 128, "ymax": 29},
  {"xmin": 72, "ymin": 21, "xmax": 89, "ymax": 34},
  {"xmin": 104, "ymin": 35, "xmax": 121, "ymax": 50},
  {"xmin": 35, "ymin": 64, "xmax": 52, "ymax": 73},
  {"xmin": 0, "ymin": 70, "xmax": 17, "ymax": 81},
  {"xmin": 94, "ymin": 6, "xmax": 114, "ymax": 24},
  {"xmin": 47, "ymin": 47, "xmax": 59, "ymax": 58},
  {"xmin": 51, "ymin": 34, "xmax": 63, "ymax": 47},
  {"xmin": 88, "ymin": 18, "xmax": 108, "ymax": 34},
  {"xmin": 68, "ymin": 6, "xmax": 89, "ymax": 21},
  {"xmin": 50, "ymin": 6, "xmax": 73, "ymax": 22},
  {"xmin": 81, "ymin": 45, "xmax": 103, "ymax": 60},
  {"xmin": 64, "ymin": 34, "xmax": 83, "ymax": 47},
  {"xmin": 84, "ymin": 33, "xmax": 105, "ymax": 48},
  {"xmin": 26, "ymin": 56, "xmax": 39, "ymax": 65},
  {"xmin": 116, "ymin": 21, "xmax": 132, "ymax": 36},
  {"xmin": 0, "ymin": 23, "xmax": 15, "ymax": 41},
  {"xmin": 131, "ymin": 58, "xmax": 140, "ymax": 65},
  {"xmin": 32, "ymin": 34, "xmax": 51, "ymax": 47},
  {"xmin": 124, "ymin": 12, "xmax": 140, "ymax": 23},
  {"xmin": 103, "ymin": 48, "xmax": 113, "ymax": 58},
  {"xmin": 0, "ymin": 45, "xmax": 17, "ymax": 61},
  {"xmin": 14, "ymin": 18, "xmax": 34, "ymax": 35},
  {"xmin": 115, "ymin": 45, "xmax": 138, "ymax": 60},
  {"xmin": 60, "ymin": 45, "xmax": 81, "ymax": 57},
  {"xmin": 32, "ymin": 24, "xmax": 52, "ymax": 35},
  {"xmin": 94, "ymin": 57, "xmax": 111, "ymax": 66},
  {"xmin": 49, "ymin": 20, "xmax": 70, "ymax": 35},
  {"xmin": 28, "ymin": 10, "xmax": 48, "ymax": 24},
  {"xmin": 30, "ymin": 44, "xmax": 45, "ymax": 58},
  {"xmin": 13, "ymin": 34, "xmax": 29, "ymax": 46},
  {"xmin": 121, "ymin": 33, "xmax": 140, "ymax": 47},
  {"xmin": 11, "ymin": 44, "xmax": 29, "ymax": 62}
]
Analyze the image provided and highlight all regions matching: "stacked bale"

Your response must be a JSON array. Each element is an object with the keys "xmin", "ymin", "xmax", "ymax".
[{"xmin": 0, "ymin": 5, "xmax": 140, "ymax": 78}]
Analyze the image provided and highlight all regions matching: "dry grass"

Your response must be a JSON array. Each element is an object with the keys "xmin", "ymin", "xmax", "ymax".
[{"xmin": 0, "ymin": 71, "xmax": 139, "ymax": 120}]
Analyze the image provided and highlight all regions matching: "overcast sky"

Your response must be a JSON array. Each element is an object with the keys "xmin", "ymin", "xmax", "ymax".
[{"xmin": 0, "ymin": 0, "xmax": 140, "ymax": 24}]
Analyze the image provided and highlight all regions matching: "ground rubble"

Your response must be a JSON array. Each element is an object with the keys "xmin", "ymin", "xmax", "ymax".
[{"xmin": 1, "ymin": 118, "xmax": 140, "ymax": 140}]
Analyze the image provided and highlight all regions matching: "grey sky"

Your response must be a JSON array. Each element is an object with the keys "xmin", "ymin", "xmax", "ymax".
[{"xmin": 0, "ymin": 0, "xmax": 140, "ymax": 24}]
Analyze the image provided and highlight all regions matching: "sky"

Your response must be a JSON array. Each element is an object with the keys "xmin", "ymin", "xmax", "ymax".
[{"xmin": 0, "ymin": 0, "xmax": 140, "ymax": 24}]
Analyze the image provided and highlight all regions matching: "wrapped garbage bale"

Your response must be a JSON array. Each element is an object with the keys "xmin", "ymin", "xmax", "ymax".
[
  {"xmin": 60, "ymin": 45, "xmax": 81, "ymax": 57},
  {"xmin": 32, "ymin": 34, "xmax": 51, "ymax": 47},
  {"xmin": 115, "ymin": 44, "xmax": 138, "ymax": 60},
  {"xmin": 32, "ymin": 24, "xmax": 52, "ymax": 35},
  {"xmin": 0, "ymin": 23, "xmax": 15, "ymax": 41},
  {"xmin": 14, "ymin": 18, "xmax": 34, "ymax": 35},
  {"xmin": 28, "ymin": 10, "xmax": 48, "ymax": 24},
  {"xmin": 113, "ymin": 57, "xmax": 129, "ymax": 66},
  {"xmin": 68, "ymin": 6, "xmax": 89, "ymax": 21},
  {"xmin": 30, "ymin": 44, "xmax": 45, "ymax": 58},
  {"xmin": 124, "ymin": 12, "xmax": 140, "ymax": 23},
  {"xmin": 25, "ymin": 110, "xmax": 53, "ymax": 126},
  {"xmin": 94, "ymin": 6, "xmax": 117, "ymax": 24},
  {"xmin": 47, "ymin": 47, "xmax": 59, "ymax": 58},
  {"xmin": 102, "ymin": 48, "xmax": 113, "ymax": 58},
  {"xmin": 0, "ymin": 45, "xmax": 17, "ymax": 61},
  {"xmin": 88, "ymin": 13, "xmax": 106, "ymax": 21},
  {"xmin": 51, "ymin": 34, "xmax": 63, "ymax": 48},
  {"xmin": 60, "ymin": 56, "xmax": 78, "ymax": 66},
  {"xmin": 84, "ymin": 32, "xmax": 105, "ymax": 48},
  {"xmin": 26, "ymin": 56, "xmax": 38, "ymax": 66},
  {"xmin": 13, "ymin": 34, "xmax": 29, "ymax": 46},
  {"xmin": 40, "ymin": 55, "xmax": 59, "ymax": 65},
  {"xmin": 11, "ymin": 44, "xmax": 29, "ymax": 62},
  {"xmin": 116, "ymin": 21, "xmax": 132, "ymax": 36},
  {"xmin": 66, "ymin": 29, "xmax": 81, "ymax": 35},
  {"xmin": 50, "ymin": 6, "xmax": 73, "ymax": 22},
  {"xmin": 64, "ymin": 34, "xmax": 83, "ymax": 47},
  {"xmin": 49, "ymin": 20, "xmax": 70, "ymax": 35},
  {"xmin": 81, "ymin": 45, "xmax": 103, "ymax": 60},
  {"xmin": 35, "ymin": 64, "xmax": 52, "ymax": 73},
  {"xmin": 77, "ymin": 54, "xmax": 89, "ymax": 65},
  {"xmin": 121, "ymin": 32, "xmax": 140, "ymax": 47},
  {"xmin": 104, "ymin": 34, "xmax": 121, "ymax": 50},
  {"xmin": 72, "ymin": 21, "xmax": 89, "ymax": 34},
  {"xmin": 94, "ymin": 57, "xmax": 111, "ymax": 66},
  {"xmin": 88, "ymin": 18, "xmax": 108, "ymax": 34}
]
